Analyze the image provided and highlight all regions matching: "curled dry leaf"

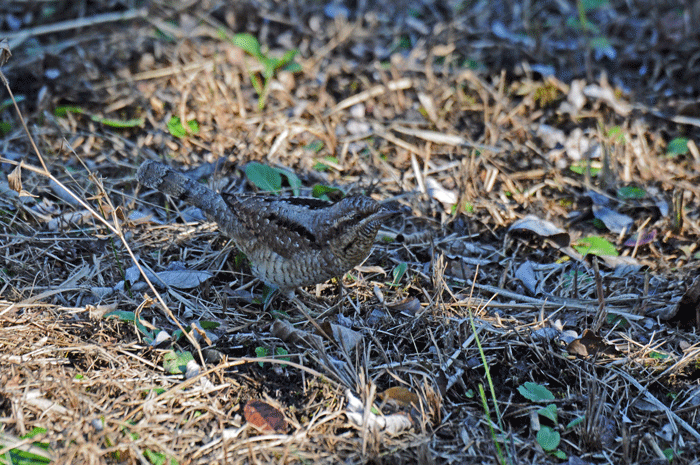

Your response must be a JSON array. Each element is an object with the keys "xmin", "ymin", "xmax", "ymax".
[
  {"xmin": 425, "ymin": 177, "xmax": 457, "ymax": 206},
  {"xmin": 508, "ymin": 215, "xmax": 570, "ymax": 248},
  {"xmin": 270, "ymin": 319, "xmax": 324, "ymax": 349},
  {"xmin": 592, "ymin": 205, "xmax": 633, "ymax": 234},
  {"xmin": 379, "ymin": 386, "xmax": 420, "ymax": 409},
  {"xmin": 566, "ymin": 329, "xmax": 619, "ymax": 358},
  {"xmin": 515, "ymin": 261, "xmax": 539, "ymax": 295},
  {"xmin": 7, "ymin": 162, "xmax": 37, "ymax": 198},
  {"xmin": 345, "ymin": 389, "xmax": 414, "ymax": 435},
  {"xmin": 0, "ymin": 38, "xmax": 11, "ymax": 67},
  {"xmin": 386, "ymin": 297, "xmax": 422, "ymax": 316},
  {"xmin": 243, "ymin": 399, "xmax": 288, "ymax": 433},
  {"xmin": 317, "ymin": 321, "xmax": 363, "ymax": 351}
]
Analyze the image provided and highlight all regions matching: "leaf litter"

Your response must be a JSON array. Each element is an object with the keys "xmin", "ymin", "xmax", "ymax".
[{"xmin": 1, "ymin": 0, "xmax": 699, "ymax": 463}]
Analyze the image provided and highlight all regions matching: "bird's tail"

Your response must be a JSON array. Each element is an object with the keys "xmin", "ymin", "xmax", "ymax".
[{"xmin": 137, "ymin": 160, "xmax": 232, "ymax": 227}]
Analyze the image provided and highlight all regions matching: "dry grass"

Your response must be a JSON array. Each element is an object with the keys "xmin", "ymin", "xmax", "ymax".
[{"xmin": 1, "ymin": 1, "xmax": 700, "ymax": 464}]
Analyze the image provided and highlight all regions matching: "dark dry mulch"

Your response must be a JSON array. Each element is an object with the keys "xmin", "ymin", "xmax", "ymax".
[{"xmin": 1, "ymin": 1, "xmax": 699, "ymax": 464}]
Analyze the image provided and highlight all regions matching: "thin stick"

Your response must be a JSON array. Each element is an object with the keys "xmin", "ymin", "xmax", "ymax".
[{"xmin": 7, "ymin": 8, "xmax": 148, "ymax": 48}]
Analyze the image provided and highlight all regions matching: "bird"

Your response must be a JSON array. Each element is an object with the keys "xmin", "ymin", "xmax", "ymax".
[{"xmin": 136, "ymin": 160, "xmax": 398, "ymax": 293}]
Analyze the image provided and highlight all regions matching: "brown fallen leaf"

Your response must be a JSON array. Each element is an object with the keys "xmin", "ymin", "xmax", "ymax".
[
  {"xmin": 243, "ymin": 399, "xmax": 288, "ymax": 433},
  {"xmin": 567, "ymin": 329, "xmax": 619, "ymax": 358},
  {"xmin": 379, "ymin": 386, "xmax": 420, "ymax": 409}
]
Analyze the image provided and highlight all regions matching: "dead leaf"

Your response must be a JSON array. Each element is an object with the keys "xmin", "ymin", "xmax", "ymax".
[
  {"xmin": 566, "ymin": 329, "xmax": 619, "ymax": 358},
  {"xmin": 7, "ymin": 164, "xmax": 21, "ymax": 193},
  {"xmin": 509, "ymin": 215, "xmax": 570, "ymax": 248},
  {"xmin": 317, "ymin": 321, "xmax": 363, "ymax": 351},
  {"xmin": 387, "ymin": 297, "xmax": 422, "ymax": 316},
  {"xmin": 7, "ymin": 162, "xmax": 37, "ymax": 198},
  {"xmin": 0, "ymin": 38, "xmax": 11, "ymax": 67},
  {"xmin": 270, "ymin": 319, "xmax": 324, "ymax": 349},
  {"xmin": 592, "ymin": 205, "xmax": 633, "ymax": 234},
  {"xmin": 379, "ymin": 386, "xmax": 420, "ymax": 409},
  {"xmin": 243, "ymin": 400, "xmax": 288, "ymax": 433},
  {"xmin": 515, "ymin": 261, "xmax": 539, "ymax": 295}
]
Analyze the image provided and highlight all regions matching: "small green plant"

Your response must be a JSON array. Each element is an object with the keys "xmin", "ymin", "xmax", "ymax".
[
  {"xmin": 616, "ymin": 186, "xmax": 646, "ymax": 200},
  {"xmin": 606, "ymin": 125, "xmax": 626, "ymax": 144},
  {"xmin": 533, "ymin": 82, "xmax": 562, "ymax": 108},
  {"xmin": 313, "ymin": 156, "xmax": 338, "ymax": 172},
  {"xmin": 228, "ymin": 33, "xmax": 302, "ymax": 109},
  {"xmin": 518, "ymin": 382, "xmax": 584, "ymax": 459},
  {"xmin": 0, "ymin": 428, "xmax": 52, "ymax": 465},
  {"xmin": 569, "ymin": 160, "xmax": 601, "ymax": 176},
  {"xmin": 54, "ymin": 105, "xmax": 144, "ymax": 128},
  {"xmin": 167, "ymin": 116, "xmax": 199, "ymax": 138},
  {"xmin": 469, "ymin": 311, "xmax": 509, "ymax": 465},
  {"xmin": 105, "ymin": 310, "xmax": 157, "ymax": 344},
  {"xmin": 572, "ymin": 235, "xmax": 618, "ymax": 257},
  {"xmin": 143, "ymin": 449, "xmax": 179, "ymax": 465},
  {"xmin": 162, "ymin": 350, "xmax": 194, "ymax": 375},
  {"xmin": 311, "ymin": 184, "xmax": 343, "ymax": 201},
  {"xmin": 566, "ymin": 0, "xmax": 615, "ymax": 60},
  {"xmin": 667, "ymin": 137, "xmax": 689, "ymax": 157},
  {"xmin": 304, "ymin": 140, "xmax": 325, "ymax": 154},
  {"xmin": 390, "ymin": 262, "xmax": 408, "ymax": 287},
  {"xmin": 255, "ymin": 346, "xmax": 269, "ymax": 367}
]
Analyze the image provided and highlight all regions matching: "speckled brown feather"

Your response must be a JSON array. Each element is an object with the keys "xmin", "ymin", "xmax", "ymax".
[{"xmin": 137, "ymin": 160, "xmax": 397, "ymax": 290}]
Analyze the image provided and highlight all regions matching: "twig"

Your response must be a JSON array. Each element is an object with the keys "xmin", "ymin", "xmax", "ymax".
[{"xmin": 6, "ymin": 8, "xmax": 148, "ymax": 49}]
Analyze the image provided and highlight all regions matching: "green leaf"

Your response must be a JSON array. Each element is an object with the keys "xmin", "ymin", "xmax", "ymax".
[
  {"xmin": 162, "ymin": 350, "xmax": 194, "ymax": 375},
  {"xmin": 580, "ymin": 0, "xmax": 608, "ymax": 11},
  {"xmin": 274, "ymin": 167, "xmax": 302, "ymax": 196},
  {"xmin": 518, "ymin": 382, "xmax": 555, "ymax": 402},
  {"xmin": 279, "ymin": 49, "xmax": 298, "ymax": 67},
  {"xmin": 21, "ymin": 428, "xmax": 47, "ymax": 440},
  {"xmin": 606, "ymin": 125, "xmax": 625, "ymax": 143},
  {"xmin": 255, "ymin": 346, "xmax": 269, "ymax": 367},
  {"xmin": 536, "ymin": 426, "xmax": 561, "ymax": 452},
  {"xmin": 305, "ymin": 140, "xmax": 325, "ymax": 153},
  {"xmin": 662, "ymin": 448, "xmax": 675, "ymax": 461},
  {"xmin": 537, "ymin": 404, "xmax": 558, "ymax": 423},
  {"xmin": 0, "ymin": 95, "xmax": 25, "ymax": 112},
  {"xmin": 569, "ymin": 160, "xmax": 601, "ymax": 176},
  {"xmin": 3, "ymin": 445, "xmax": 52, "ymax": 465},
  {"xmin": 283, "ymin": 61, "xmax": 303, "ymax": 73},
  {"xmin": 275, "ymin": 347, "xmax": 290, "ymax": 367},
  {"xmin": 391, "ymin": 262, "xmax": 408, "ymax": 286},
  {"xmin": 0, "ymin": 121, "xmax": 12, "ymax": 136},
  {"xmin": 245, "ymin": 162, "xmax": 282, "ymax": 192},
  {"xmin": 262, "ymin": 56, "xmax": 278, "ymax": 80},
  {"xmin": 312, "ymin": 184, "xmax": 343, "ymax": 200},
  {"xmin": 572, "ymin": 235, "xmax": 619, "ymax": 257},
  {"xmin": 232, "ymin": 33, "xmax": 262, "ymax": 59},
  {"xmin": 104, "ymin": 310, "xmax": 136, "ymax": 322},
  {"xmin": 667, "ymin": 137, "xmax": 689, "ymax": 156},
  {"xmin": 198, "ymin": 320, "xmax": 221, "ymax": 330},
  {"xmin": 135, "ymin": 319, "xmax": 154, "ymax": 341},
  {"xmin": 104, "ymin": 310, "xmax": 153, "ymax": 340},
  {"xmin": 90, "ymin": 114, "xmax": 144, "ymax": 128},
  {"xmin": 143, "ymin": 449, "xmax": 178, "ymax": 465},
  {"xmin": 552, "ymin": 450, "xmax": 567, "ymax": 459},
  {"xmin": 566, "ymin": 416, "xmax": 585, "ymax": 429},
  {"xmin": 617, "ymin": 186, "xmax": 646, "ymax": 200},
  {"xmin": 167, "ymin": 116, "xmax": 199, "ymax": 138},
  {"xmin": 54, "ymin": 105, "xmax": 84, "ymax": 117}
]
